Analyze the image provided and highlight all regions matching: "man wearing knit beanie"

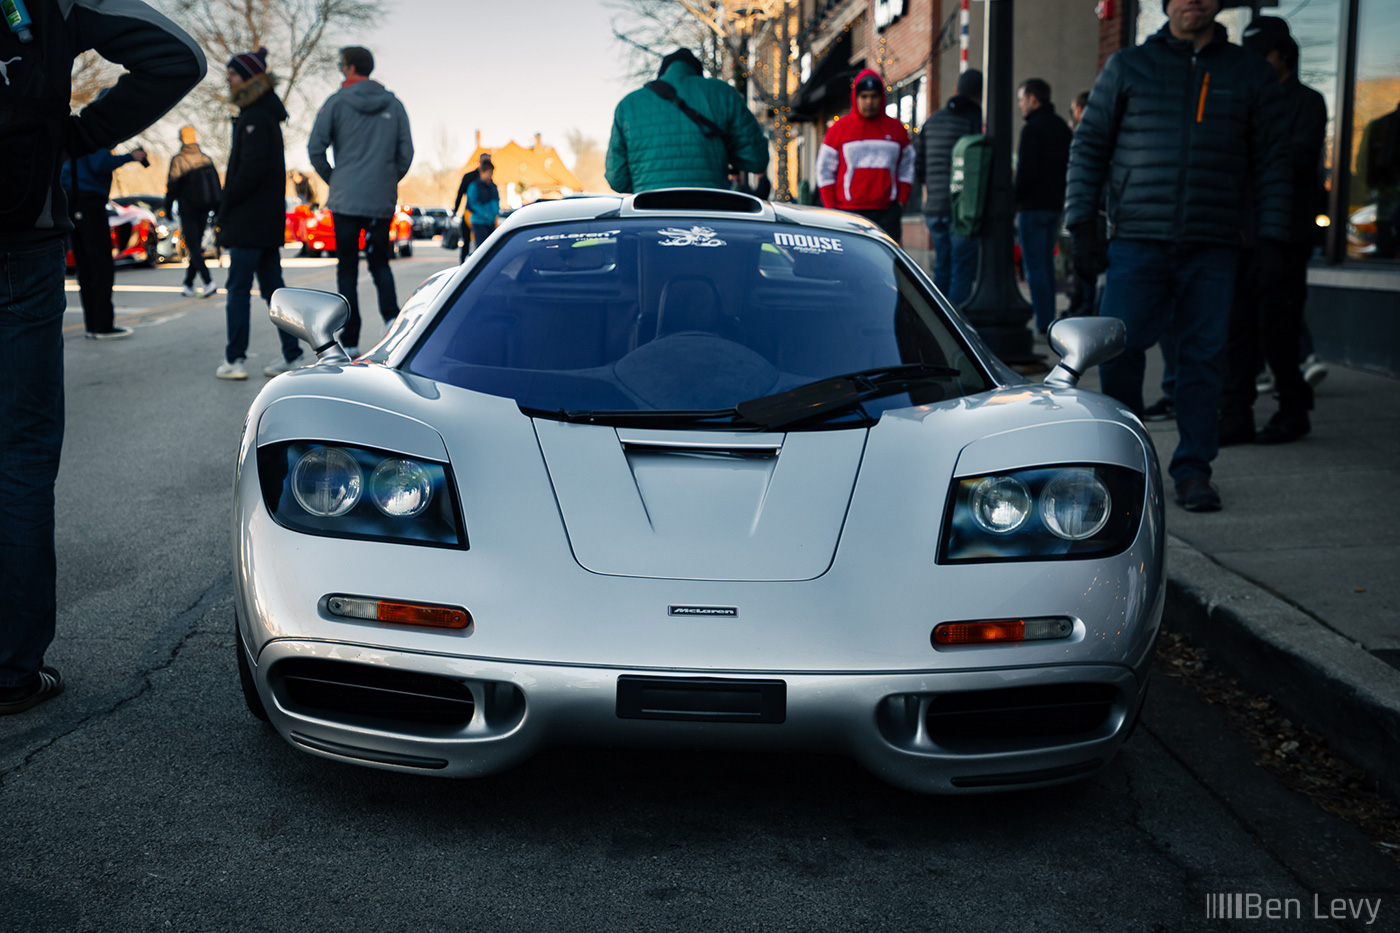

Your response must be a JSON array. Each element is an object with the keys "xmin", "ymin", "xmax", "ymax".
[
  {"xmin": 1065, "ymin": 0, "xmax": 1289, "ymax": 512},
  {"xmin": 308, "ymin": 45, "xmax": 414, "ymax": 356}
]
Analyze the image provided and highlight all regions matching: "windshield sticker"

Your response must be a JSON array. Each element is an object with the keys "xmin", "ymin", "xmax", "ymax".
[
  {"xmin": 528, "ymin": 230, "xmax": 621, "ymax": 242},
  {"xmin": 658, "ymin": 226, "xmax": 726, "ymax": 248},
  {"xmin": 773, "ymin": 232, "xmax": 844, "ymax": 255}
]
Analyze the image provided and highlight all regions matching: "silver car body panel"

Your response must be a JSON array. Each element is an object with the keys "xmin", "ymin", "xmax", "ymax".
[{"xmin": 235, "ymin": 194, "xmax": 1165, "ymax": 793}]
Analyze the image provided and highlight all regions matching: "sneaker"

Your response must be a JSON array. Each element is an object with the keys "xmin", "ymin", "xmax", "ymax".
[
  {"xmin": 1301, "ymin": 354, "xmax": 1328, "ymax": 388},
  {"xmin": 1256, "ymin": 410, "xmax": 1310, "ymax": 445},
  {"xmin": 198, "ymin": 281, "xmax": 217, "ymax": 298},
  {"xmin": 263, "ymin": 355, "xmax": 304, "ymax": 377},
  {"xmin": 216, "ymin": 358, "xmax": 248, "ymax": 380},
  {"xmin": 1255, "ymin": 367, "xmax": 1275, "ymax": 394},
  {"xmin": 1174, "ymin": 475, "xmax": 1222, "ymax": 512},
  {"xmin": 85, "ymin": 325, "xmax": 133, "ymax": 340},
  {"xmin": 0, "ymin": 666, "xmax": 64, "ymax": 715},
  {"xmin": 1142, "ymin": 397, "xmax": 1175, "ymax": 422},
  {"xmin": 181, "ymin": 283, "xmax": 197, "ymax": 297}
]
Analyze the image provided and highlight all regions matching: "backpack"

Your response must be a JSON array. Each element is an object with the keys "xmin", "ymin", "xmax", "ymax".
[
  {"xmin": 185, "ymin": 161, "xmax": 222, "ymax": 211},
  {"xmin": 949, "ymin": 134, "xmax": 992, "ymax": 238},
  {"xmin": 0, "ymin": 2, "xmax": 72, "ymax": 234}
]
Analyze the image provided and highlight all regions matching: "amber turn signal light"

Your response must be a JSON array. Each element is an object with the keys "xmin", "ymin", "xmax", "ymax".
[
  {"xmin": 327, "ymin": 595, "xmax": 471, "ymax": 629},
  {"xmin": 932, "ymin": 617, "xmax": 1072, "ymax": 646}
]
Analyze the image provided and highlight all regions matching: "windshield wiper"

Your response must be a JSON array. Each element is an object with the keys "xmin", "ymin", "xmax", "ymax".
[
  {"xmin": 735, "ymin": 362, "xmax": 961, "ymax": 431},
  {"xmin": 524, "ymin": 407, "xmax": 763, "ymax": 429}
]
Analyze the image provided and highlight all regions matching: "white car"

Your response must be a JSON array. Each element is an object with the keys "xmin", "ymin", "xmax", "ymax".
[{"xmin": 233, "ymin": 189, "xmax": 1164, "ymax": 793}]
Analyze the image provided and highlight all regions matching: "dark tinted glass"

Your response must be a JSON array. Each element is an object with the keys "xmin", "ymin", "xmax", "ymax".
[{"xmin": 407, "ymin": 219, "xmax": 990, "ymax": 418}]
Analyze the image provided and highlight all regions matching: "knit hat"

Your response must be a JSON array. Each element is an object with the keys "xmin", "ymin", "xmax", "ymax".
[
  {"xmin": 1162, "ymin": 0, "xmax": 1221, "ymax": 13},
  {"xmin": 228, "ymin": 48, "xmax": 269, "ymax": 81},
  {"xmin": 956, "ymin": 69, "xmax": 983, "ymax": 97},
  {"xmin": 1242, "ymin": 16, "xmax": 1294, "ymax": 57},
  {"xmin": 855, "ymin": 72, "xmax": 883, "ymax": 95},
  {"xmin": 657, "ymin": 48, "xmax": 704, "ymax": 79}
]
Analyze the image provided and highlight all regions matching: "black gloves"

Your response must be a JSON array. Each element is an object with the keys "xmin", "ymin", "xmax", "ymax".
[{"xmin": 1069, "ymin": 221, "xmax": 1107, "ymax": 282}]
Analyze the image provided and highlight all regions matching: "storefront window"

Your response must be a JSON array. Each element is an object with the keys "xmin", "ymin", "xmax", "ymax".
[{"xmin": 1350, "ymin": 0, "xmax": 1400, "ymax": 262}]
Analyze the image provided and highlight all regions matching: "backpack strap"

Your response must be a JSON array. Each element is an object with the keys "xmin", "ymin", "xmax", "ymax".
[{"xmin": 644, "ymin": 79, "xmax": 735, "ymax": 166}]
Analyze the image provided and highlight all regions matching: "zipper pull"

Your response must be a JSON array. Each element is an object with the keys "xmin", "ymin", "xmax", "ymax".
[{"xmin": 1197, "ymin": 71, "xmax": 1211, "ymax": 123}]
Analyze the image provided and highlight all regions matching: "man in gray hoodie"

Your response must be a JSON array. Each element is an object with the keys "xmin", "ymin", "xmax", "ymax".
[{"xmin": 308, "ymin": 45, "xmax": 414, "ymax": 354}]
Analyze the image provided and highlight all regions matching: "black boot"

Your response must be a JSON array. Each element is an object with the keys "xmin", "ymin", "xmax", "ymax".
[{"xmin": 1255, "ymin": 409, "xmax": 1310, "ymax": 444}]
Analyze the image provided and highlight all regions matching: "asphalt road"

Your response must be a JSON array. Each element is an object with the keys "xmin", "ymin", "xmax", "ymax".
[{"xmin": 2, "ymin": 248, "xmax": 1396, "ymax": 932}]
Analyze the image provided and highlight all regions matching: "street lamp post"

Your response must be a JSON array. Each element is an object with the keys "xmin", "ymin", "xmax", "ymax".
[{"xmin": 959, "ymin": 0, "xmax": 1035, "ymax": 364}]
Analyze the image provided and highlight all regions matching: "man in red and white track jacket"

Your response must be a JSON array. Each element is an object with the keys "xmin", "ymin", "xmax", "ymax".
[{"xmin": 816, "ymin": 68, "xmax": 916, "ymax": 243}]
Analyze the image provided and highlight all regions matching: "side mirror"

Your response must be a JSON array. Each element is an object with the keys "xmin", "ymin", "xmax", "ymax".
[
  {"xmin": 269, "ymin": 287, "xmax": 350, "ymax": 363},
  {"xmin": 1043, "ymin": 316, "xmax": 1126, "ymax": 388}
]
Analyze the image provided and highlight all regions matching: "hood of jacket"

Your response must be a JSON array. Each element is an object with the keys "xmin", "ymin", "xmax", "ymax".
[
  {"xmin": 232, "ymin": 73, "xmax": 287, "ymax": 121},
  {"xmin": 849, "ymin": 67, "xmax": 888, "ymax": 114},
  {"xmin": 659, "ymin": 57, "xmax": 702, "ymax": 90},
  {"xmin": 946, "ymin": 94, "xmax": 980, "ymax": 118},
  {"xmin": 339, "ymin": 79, "xmax": 396, "ymax": 115}
]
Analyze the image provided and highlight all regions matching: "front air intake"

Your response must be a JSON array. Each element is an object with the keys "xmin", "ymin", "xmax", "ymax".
[
  {"xmin": 272, "ymin": 658, "xmax": 475, "ymax": 727},
  {"xmin": 631, "ymin": 189, "xmax": 764, "ymax": 213}
]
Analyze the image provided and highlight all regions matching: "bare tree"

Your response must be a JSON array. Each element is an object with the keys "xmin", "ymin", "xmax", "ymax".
[
  {"xmin": 119, "ymin": 0, "xmax": 387, "ymax": 166},
  {"xmin": 563, "ymin": 129, "xmax": 610, "ymax": 193}
]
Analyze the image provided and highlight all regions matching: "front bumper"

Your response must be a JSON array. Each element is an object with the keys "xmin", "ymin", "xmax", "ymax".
[{"xmin": 246, "ymin": 637, "xmax": 1146, "ymax": 794}]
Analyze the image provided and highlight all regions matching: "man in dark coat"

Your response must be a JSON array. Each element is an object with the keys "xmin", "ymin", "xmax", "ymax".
[
  {"xmin": 1065, "ymin": 0, "xmax": 1290, "ymax": 512},
  {"xmin": 915, "ymin": 69, "xmax": 982, "ymax": 305},
  {"xmin": 1220, "ymin": 16, "xmax": 1328, "ymax": 446},
  {"xmin": 216, "ymin": 48, "xmax": 304, "ymax": 380},
  {"xmin": 1014, "ymin": 77, "xmax": 1073, "ymax": 334}
]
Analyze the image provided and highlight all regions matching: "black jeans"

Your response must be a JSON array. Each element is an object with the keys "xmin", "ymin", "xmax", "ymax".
[
  {"xmin": 333, "ymin": 212, "xmax": 399, "ymax": 347},
  {"xmin": 853, "ymin": 203, "xmax": 904, "ymax": 244},
  {"xmin": 1222, "ymin": 241, "xmax": 1313, "ymax": 418},
  {"xmin": 68, "ymin": 193, "xmax": 115, "ymax": 333},
  {"xmin": 180, "ymin": 210, "xmax": 211, "ymax": 286}
]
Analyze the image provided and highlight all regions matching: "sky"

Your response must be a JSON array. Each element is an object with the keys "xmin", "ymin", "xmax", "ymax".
[{"xmin": 371, "ymin": 0, "xmax": 635, "ymax": 173}]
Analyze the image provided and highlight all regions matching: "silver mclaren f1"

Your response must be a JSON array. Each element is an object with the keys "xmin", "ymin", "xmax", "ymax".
[{"xmin": 233, "ymin": 189, "xmax": 1164, "ymax": 793}]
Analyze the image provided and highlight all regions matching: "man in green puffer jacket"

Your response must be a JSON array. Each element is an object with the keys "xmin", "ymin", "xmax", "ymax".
[{"xmin": 605, "ymin": 49, "xmax": 769, "ymax": 194}]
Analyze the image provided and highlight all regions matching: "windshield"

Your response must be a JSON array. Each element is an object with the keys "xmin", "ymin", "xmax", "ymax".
[{"xmin": 406, "ymin": 218, "xmax": 991, "ymax": 426}]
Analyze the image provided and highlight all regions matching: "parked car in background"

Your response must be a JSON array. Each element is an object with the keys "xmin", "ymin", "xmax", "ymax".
[
  {"xmin": 66, "ymin": 199, "xmax": 160, "ymax": 270},
  {"xmin": 235, "ymin": 189, "xmax": 1163, "ymax": 795},
  {"xmin": 423, "ymin": 207, "xmax": 453, "ymax": 239},
  {"xmin": 297, "ymin": 205, "xmax": 414, "ymax": 258},
  {"xmin": 406, "ymin": 206, "xmax": 432, "ymax": 240},
  {"xmin": 114, "ymin": 194, "xmax": 219, "ymax": 265},
  {"xmin": 286, "ymin": 198, "xmax": 315, "ymax": 248}
]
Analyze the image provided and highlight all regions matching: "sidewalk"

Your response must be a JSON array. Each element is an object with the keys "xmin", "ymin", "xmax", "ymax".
[{"xmin": 1061, "ymin": 333, "xmax": 1400, "ymax": 800}]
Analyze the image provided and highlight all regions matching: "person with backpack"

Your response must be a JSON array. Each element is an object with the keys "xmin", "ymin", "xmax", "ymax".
[
  {"xmin": 605, "ymin": 48, "xmax": 768, "ymax": 194},
  {"xmin": 164, "ymin": 124, "xmax": 220, "ymax": 298},
  {"xmin": 0, "ymin": 0, "xmax": 205, "ymax": 716}
]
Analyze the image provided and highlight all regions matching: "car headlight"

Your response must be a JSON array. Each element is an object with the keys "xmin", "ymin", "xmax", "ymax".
[
  {"xmin": 258, "ymin": 442, "xmax": 466, "ymax": 547},
  {"xmin": 940, "ymin": 464, "xmax": 1143, "ymax": 563}
]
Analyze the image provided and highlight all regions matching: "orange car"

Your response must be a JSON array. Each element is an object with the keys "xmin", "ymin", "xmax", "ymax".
[{"xmin": 296, "ymin": 204, "xmax": 414, "ymax": 258}]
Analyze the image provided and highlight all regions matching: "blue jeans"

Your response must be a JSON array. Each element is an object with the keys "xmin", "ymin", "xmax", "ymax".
[
  {"xmin": 333, "ymin": 213, "xmax": 399, "ymax": 347},
  {"xmin": 1098, "ymin": 239, "xmax": 1238, "ymax": 484},
  {"xmin": 926, "ymin": 214, "xmax": 978, "ymax": 307},
  {"xmin": 0, "ymin": 239, "xmax": 66, "ymax": 688},
  {"xmin": 1018, "ymin": 210, "xmax": 1061, "ymax": 332},
  {"xmin": 224, "ymin": 247, "xmax": 301, "ymax": 364}
]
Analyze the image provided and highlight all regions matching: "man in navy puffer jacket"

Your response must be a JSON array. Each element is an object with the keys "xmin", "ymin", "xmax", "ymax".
[{"xmin": 1065, "ymin": 0, "xmax": 1290, "ymax": 513}]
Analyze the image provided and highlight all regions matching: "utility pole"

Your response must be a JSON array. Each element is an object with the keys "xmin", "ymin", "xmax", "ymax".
[
  {"xmin": 776, "ymin": 0, "xmax": 790, "ymax": 200},
  {"xmin": 959, "ymin": 0, "xmax": 1035, "ymax": 364}
]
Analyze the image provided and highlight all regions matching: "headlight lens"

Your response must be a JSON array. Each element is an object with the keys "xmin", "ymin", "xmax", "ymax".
[
  {"xmin": 941, "ymin": 464, "xmax": 1143, "ymax": 563},
  {"xmin": 1040, "ymin": 468, "xmax": 1110, "ymax": 540},
  {"xmin": 967, "ymin": 476, "xmax": 1032, "ymax": 534},
  {"xmin": 259, "ymin": 442, "xmax": 466, "ymax": 548},
  {"xmin": 291, "ymin": 447, "xmax": 363, "ymax": 517},
  {"xmin": 370, "ymin": 458, "xmax": 433, "ymax": 517}
]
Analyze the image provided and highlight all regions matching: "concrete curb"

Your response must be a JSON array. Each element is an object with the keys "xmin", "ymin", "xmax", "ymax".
[{"xmin": 1163, "ymin": 535, "xmax": 1400, "ymax": 803}]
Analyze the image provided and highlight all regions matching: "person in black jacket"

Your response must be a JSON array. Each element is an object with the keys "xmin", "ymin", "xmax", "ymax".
[
  {"xmin": 1014, "ymin": 78, "xmax": 1073, "ymax": 334},
  {"xmin": 0, "ymin": 0, "xmax": 204, "ymax": 716},
  {"xmin": 914, "ymin": 69, "xmax": 982, "ymax": 305},
  {"xmin": 1065, "ymin": 0, "xmax": 1290, "ymax": 513},
  {"xmin": 1220, "ymin": 17, "xmax": 1327, "ymax": 446},
  {"xmin": 215, "ymin": 48, "xmax": 305, "ymax": 380},
  {"xmin": 452, "ymin": 152, "xmax": 493, "ymax": 262}
]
